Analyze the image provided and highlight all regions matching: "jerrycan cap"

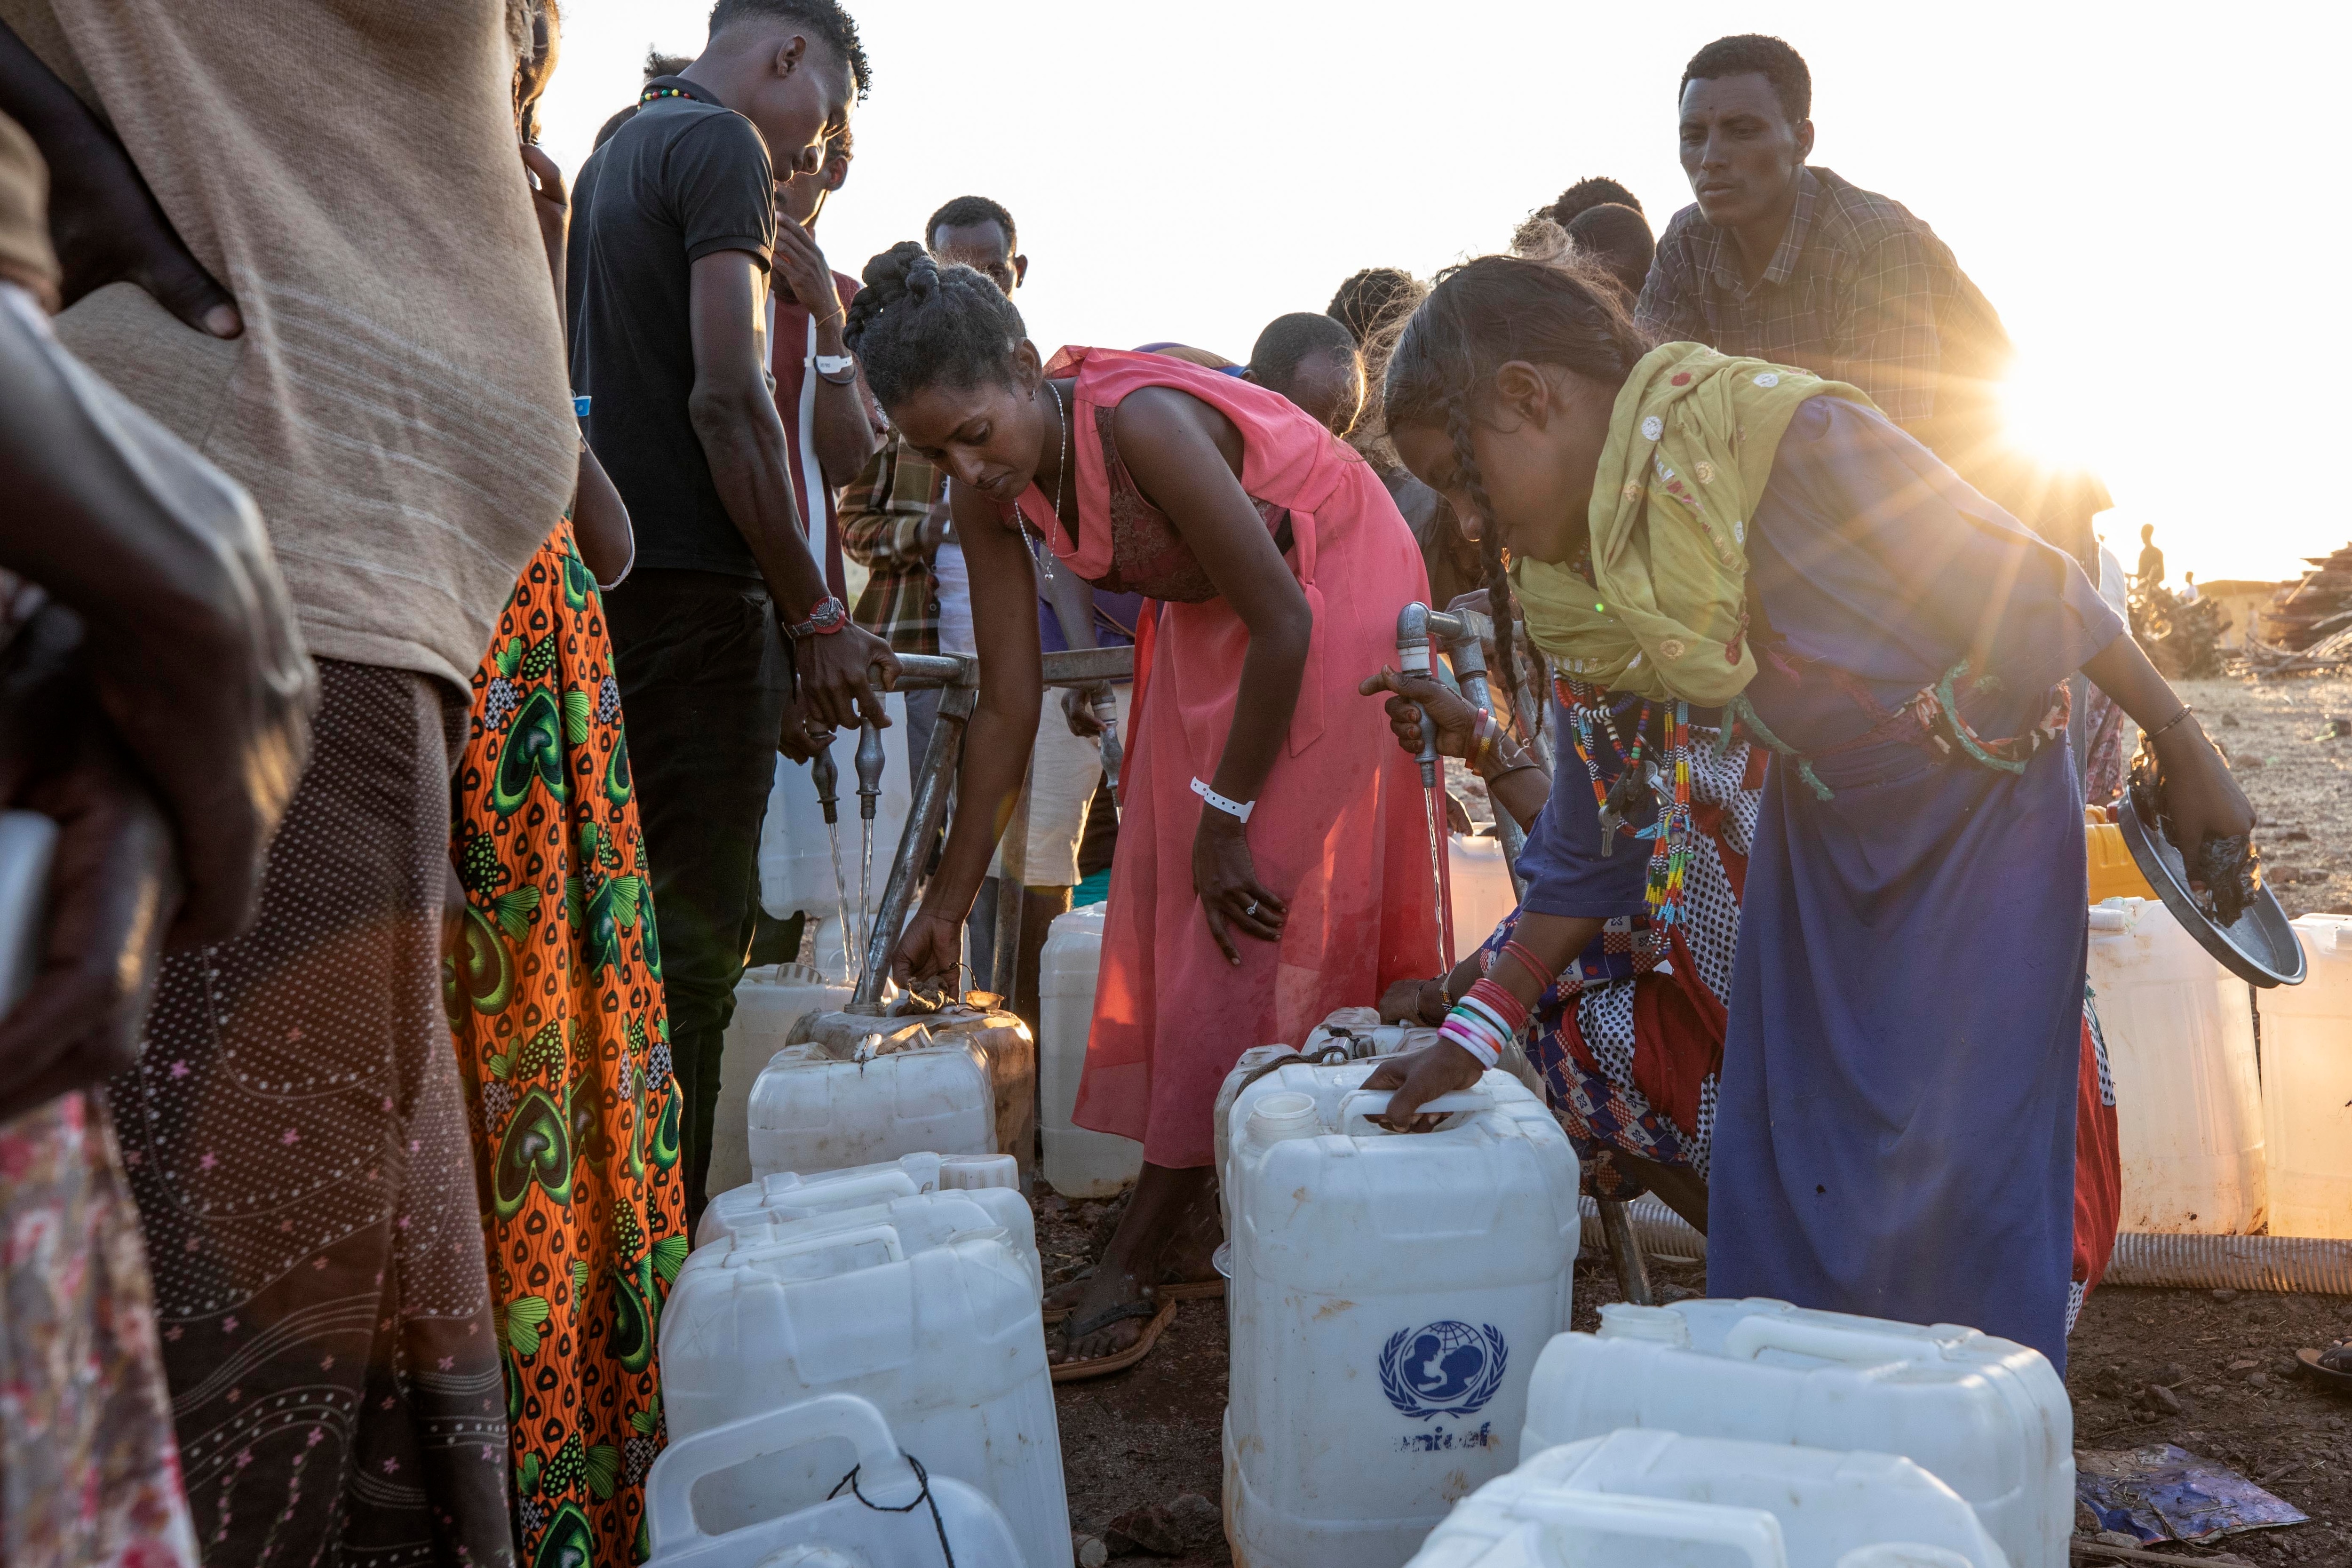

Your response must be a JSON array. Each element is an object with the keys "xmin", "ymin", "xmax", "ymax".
[
  {"xmin": 938, "ymin": 1154, "xmax": 1019, "ymax": 1191},
  {"xmin": 1596, "ymin": 1302, "xmax": 1692, "ymax": 1347},
  {"xmin": 1247, "ymin": 1092, "xmax": 1324, "ymax": 1145}
]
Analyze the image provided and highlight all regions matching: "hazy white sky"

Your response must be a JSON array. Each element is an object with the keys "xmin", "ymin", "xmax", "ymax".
[{"xmin": 540, "ymin": 0, "xmax": 2348, "ymax": 586}]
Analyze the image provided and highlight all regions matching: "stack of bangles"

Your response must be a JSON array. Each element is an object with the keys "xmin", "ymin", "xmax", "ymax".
[
  {"xmin": 1471, "ymin": 708, "xmax": 1543, "ymax": 784},
  {"xmin": 1439, "ymin": 977, "xmax": 1529, "ymax": 1070}
]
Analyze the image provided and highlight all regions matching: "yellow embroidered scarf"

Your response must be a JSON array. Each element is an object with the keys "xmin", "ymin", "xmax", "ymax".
[{"xmin": 1514, "ymin": 342, "xmax": 1874, "ymax": 704}]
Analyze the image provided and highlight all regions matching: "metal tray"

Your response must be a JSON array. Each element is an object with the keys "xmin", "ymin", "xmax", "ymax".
[{"xmin": 2116, "ymin": 793, "xmax": 2306, "ymax": 987}]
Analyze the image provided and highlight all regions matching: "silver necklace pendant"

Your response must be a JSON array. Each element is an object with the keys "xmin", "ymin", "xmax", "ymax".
[{"xmin": 1017, "ymin": 378, "xmax": 1073, "ymax": 586}]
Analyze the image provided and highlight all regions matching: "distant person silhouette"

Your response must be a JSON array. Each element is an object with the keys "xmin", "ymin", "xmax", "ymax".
[{"xmin": 2137, "ymin": 523, "xmax": 2165, "ymax": 590}]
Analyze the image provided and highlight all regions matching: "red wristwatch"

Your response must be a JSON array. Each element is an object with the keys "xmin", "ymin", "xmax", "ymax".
[{"xmin": 786, "ymin": 596, "xmax": 850, "ymax": 639}]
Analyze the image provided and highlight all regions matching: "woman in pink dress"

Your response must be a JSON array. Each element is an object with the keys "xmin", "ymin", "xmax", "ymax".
[{"xmin": 847, "ymin": 242, "xmax": 1439, "ymax": 1369}]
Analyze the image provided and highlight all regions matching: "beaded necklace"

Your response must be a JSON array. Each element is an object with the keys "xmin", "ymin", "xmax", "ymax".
[
  {"xmin": 1552, "ymin": 582, "xmax": 1697, "ymax": 925},
  {"xmin": 639, "ymin": 84, "xmax": 699, "ymax": 104},
  {"xmin": 1641, "ymin": 700, "xmax": 1696, "ymax": 927}
]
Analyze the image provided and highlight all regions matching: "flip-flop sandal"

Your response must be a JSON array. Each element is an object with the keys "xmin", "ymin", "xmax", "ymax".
[
  {"xmin": 2296, "ymin": 1345, "xmax": 2352, "ymax": 1393},
  {"xmin": 1155, "ymin": 1278, "xmax": 1224, "ymax": 1302},
  {"xmin": 1043, "ymin": 1265, "xmax": 1096, "ymax": 1326},
  {"xmin": 1049, "ymin": 1297, "xmax": 1177, "ymax": 1383}
]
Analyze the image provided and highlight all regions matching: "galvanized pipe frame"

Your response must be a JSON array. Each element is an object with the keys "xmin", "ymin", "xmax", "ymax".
[
  {"xmin": 847, "ymin": 647, "xmax": 1136, "ymax": 1013},
  {"xmin": 1417, "ymin": 607, "xmax": 1532, "ymax": 901}
]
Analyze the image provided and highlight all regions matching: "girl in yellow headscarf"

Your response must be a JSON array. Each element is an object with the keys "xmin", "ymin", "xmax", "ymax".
[{"xmin": 1361, "ymin": 253, "xmax": 2247, "ymax": 1369}]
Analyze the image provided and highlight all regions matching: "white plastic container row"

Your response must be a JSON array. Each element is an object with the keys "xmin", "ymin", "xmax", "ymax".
[
  {"xmin": 1405, "ymin": 1429, "xmax": 2005, "ymax": 1568},
  {"xmin": 1224, "ymin": 1062, "xmax": 1581, "ymax": 1568},
  {"xmin": 644, "ymin": 1393, "xmax": 1021, "ymax": 1568},
  {"xmin": 659, "ymin": 1198, "xmax": 1070, "ymax": 1568},
  {"xmin": 1520, "ymin": 1299, "xmax": 2068, "ymax": 1568}
]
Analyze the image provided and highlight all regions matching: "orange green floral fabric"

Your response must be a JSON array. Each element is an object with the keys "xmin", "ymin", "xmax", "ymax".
[{"xmin": 447, "ymin": 521, "xmax": 685, "ymax": 1565}]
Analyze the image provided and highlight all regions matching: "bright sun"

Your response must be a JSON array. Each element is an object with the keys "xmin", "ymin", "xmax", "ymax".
[{"xmin": 1998, "ymin": 356, "xmax": 2114, "ymax": 475}]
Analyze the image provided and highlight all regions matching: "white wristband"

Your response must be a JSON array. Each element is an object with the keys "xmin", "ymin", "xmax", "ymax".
[{"xmin": 1191, "ymin": 777, "xmax": 1254, "ymax": 823}]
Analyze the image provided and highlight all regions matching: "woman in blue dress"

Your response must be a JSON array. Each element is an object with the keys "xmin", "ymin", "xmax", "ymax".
[{"xmin": 1363, "ymin": 253, "xmax": 2249, "ymax": 1368}]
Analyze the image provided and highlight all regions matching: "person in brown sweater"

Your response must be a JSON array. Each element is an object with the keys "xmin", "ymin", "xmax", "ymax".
[{"xmin": 0, "ymin": 0, "xmax": 578, "ymax": 1558}]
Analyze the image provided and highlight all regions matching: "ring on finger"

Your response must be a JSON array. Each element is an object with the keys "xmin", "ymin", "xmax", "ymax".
[{"xmin": 1244, "ymin": 899, "xmax": 1259, "ymax": 917}]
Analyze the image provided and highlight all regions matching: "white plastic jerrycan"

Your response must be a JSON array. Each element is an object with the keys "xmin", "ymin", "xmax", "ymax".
[
  {"xmin": 710, "ymin": 964, "xmax": 854, "ymax": 1199},
  {"xmin": 767, "ymin": 1003, "xmax": 1039, "ymax": 1180},
  {"xmin": 1039, "ymin": 904, "xmax": 1143, "ymax": 1197},
  {"xmin": 659, "ymin": 1213, "xmax": 1069, "ymax": 1568},
  {"xmin": 1224, "ymin": 1063, "xmax": 1580, "ymax": 1568},
  {"xmin": 698, "ymin": 1151, "xmax": 1020, "ymax": 1248},
  {"xmin": 1521, "ymin": 1299, "xmax": 2066, "ymax": 1568},
  {"xmin": 644, "ymin": 1393, "xmax": 1021, "ymax": 1568},
  {"xmin": 680, "ymin": 1189, "xmax": 1043, "ymax": 1299},
  {"xmin": 1299, "ymin": 1007, "xmax": 1541, "ymax": 1101},
  {"xmin": 1214, "ymin": 1026, "xmax": 1428, "ymax": 1182},
  {"xmin": 2087, "ymin": 896, "xmax": 2265, "ymax": 1233},
  {"xmin": 748, "ymin": 1021, "xmax": 996, "ymax": 1181},
  {"xmin": 1404, "ymin": 1429, "xmax": 2007, "ymax": 1568},
  {"xmin": 2261, "ymin": 913, "xmax": 2352, "ymax": 1238}
]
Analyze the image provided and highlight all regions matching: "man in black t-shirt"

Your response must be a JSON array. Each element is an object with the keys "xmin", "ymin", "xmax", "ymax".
[{"xmin": 568, "ymin": 0, "xmax": 891, "ymax": 1222}]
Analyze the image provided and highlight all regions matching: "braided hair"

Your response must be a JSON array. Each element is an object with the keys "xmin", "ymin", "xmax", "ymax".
[
  {"xmin": 1382, "ymin": 252, "xmax": 1653, "ymax": 719},
  {"xmin": 844, "ymin": 240, "xmax": 1029, "ymax": 412}
]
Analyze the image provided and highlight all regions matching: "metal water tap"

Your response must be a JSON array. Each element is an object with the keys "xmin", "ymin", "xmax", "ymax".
[
  {"xmin": 1396, "ymin": 601, "xmax": 1439, "ymax": 788},
  {"xmin": 854, "ymin": 721, "xmax": 886, "ymax": 821},
  {"xmin": 811, "ymin": 745, "xmax": 841, "ymax": 826},
  {"xmin": 1090, "ymin": 686, "xmax": 1124, "ymax": 792}
]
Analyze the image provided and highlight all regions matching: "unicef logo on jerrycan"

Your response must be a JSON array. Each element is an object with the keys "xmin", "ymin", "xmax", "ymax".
[{"xmin": 1378, "ymin": 1321, "xmax": 1509, "ymax": 1420}]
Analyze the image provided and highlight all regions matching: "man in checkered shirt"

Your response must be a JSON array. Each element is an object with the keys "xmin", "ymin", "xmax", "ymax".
[{"xmin": 1637, "ymin": 34, "xmax": 2104, "ymax": 564}]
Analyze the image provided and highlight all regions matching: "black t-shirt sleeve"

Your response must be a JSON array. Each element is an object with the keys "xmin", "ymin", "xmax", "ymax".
[{"xmin": 670, "ymin": 114, "xmax": 776, "ymax": 270}]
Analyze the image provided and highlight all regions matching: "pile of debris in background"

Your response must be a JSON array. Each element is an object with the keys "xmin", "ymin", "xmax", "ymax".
[
  {"xmin": 2134, "ymin": 583, "xmax": 2232, "ymax": 678},
  {"xmin": 2247, "ymin": 543, "xmax": 2352, "ymax": 675}
]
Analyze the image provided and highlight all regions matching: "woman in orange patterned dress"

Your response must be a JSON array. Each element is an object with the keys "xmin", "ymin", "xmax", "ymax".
[
  {"xmin": 448, "ymin": 520, "xmax": 683, "ymax": 1566},
  {"xmin": 440, "ymin": 10, "xmax": 685, "ymax": 1562}
]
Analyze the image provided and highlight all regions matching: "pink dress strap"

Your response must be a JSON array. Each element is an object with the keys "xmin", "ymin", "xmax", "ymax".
[{"xmin": 1012, "ymin": 346, "xmax": 1353, "ymax": 584}]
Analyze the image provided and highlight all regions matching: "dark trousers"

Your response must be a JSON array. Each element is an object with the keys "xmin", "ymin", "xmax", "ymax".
[{"xmin": 606, "ymin": 569, "xmax": 793, "ymax": 1222}]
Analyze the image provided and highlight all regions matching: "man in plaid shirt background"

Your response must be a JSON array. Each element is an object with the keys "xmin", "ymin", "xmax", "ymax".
[{"xmin": 1637, "ymin": 33, "xmax": 2106, "ymax": 567}]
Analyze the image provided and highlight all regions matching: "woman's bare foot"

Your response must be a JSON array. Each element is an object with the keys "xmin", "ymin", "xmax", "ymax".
[{"xmin": 1049, "ymin": 1163, "xmax": 1210, "ymax": 1364}]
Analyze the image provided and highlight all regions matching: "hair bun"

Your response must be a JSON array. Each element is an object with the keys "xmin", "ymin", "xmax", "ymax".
[
  {"xmin": 849, "ymin": 240, "xmax": 933, "ymax": 352},
  {"xmin": 905, "ymin": 252, "xmax": 939, "ymax": 301},
  {"xmin": 860, "ymin": 239, "xmax": 928, "ymax": 298}
]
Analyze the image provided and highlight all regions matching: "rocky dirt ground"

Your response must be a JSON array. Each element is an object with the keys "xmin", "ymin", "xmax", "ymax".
[
  {"xmin": 2181, "ymin": 669, "xmax": 2352, "ymax": 919},
  {"xmin": 1037, "ymin": 666, "xmax": 2352, "ymax": 1564}
]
